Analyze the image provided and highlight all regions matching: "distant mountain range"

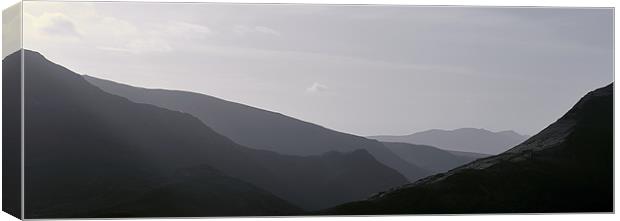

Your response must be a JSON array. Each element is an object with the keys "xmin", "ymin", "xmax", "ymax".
[
  {"xmin": 84, "ymin": 73, "xmax": 490, "ymax": 180},
  {"xmin": 324, "ymin": 83, "xmax": 613, "ymax": 214},
  {"xmin": 369, "ymin": 128, "xmax": 529, "ymax": 155},
  {"xmin": 14, "ymin": 50, "xmax": 410, "ymax": 217},
  {"xmin": 84, "ymin": 75, "xmax": 432, "ymax": 181}
]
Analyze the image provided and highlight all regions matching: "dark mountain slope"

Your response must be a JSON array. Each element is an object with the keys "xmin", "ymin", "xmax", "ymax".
[
  {"xmin": 242, "ymin": 149, "xmax": 407, "ymax": 209},
  {"xmin": 84, "ymin": 76, "xmax": 430, "ymax": 181},
  {"xmin": 18, "ymin": 50, "xmax": 408, "ymax": 217},
  {"xmin": 370, "ymin": 128, "xmax": 529, "ymax": 155},
  {"xmin": 2, "ymin": 49, "xmax": 22, "ymax": 219},
  {"xmin": 83, "ymin": 165, "xmax": 302, "ymax": 217},
  {"xmin": 324, "ymin": 83, "xmax": 613, "ymax": 214},
  {"xmin": 382, "ymin": 142, "xmax": 478, "ymax": 173}
]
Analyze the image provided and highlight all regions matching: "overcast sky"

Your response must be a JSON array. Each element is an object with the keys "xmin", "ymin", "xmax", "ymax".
[{"xmin": 18, "ymin": 1, "xmax": 613, "ymax": 136}]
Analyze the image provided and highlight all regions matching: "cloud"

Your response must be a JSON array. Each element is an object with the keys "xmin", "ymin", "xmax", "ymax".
[
  {"xmin": 163, "ymin": 21, "xmax": 214, "ymax": 38},
  {"xmin": 233, "ymin": 25, "xmax": 281, "ymax": 37},
  {"xmin": 306, "ymin": 82, "xmax": 328, "ymax": 93},
  {"xmin": 3, "ymin": 3, "xmax": 21, "ymax": 57},
  {"xmin": 24, "ymin": 3, "xmax": 212, "ymax": 55},
  {"xmin": 99, "ymin": 16, "xmax": 139, "ymax": 38},
  {"xmin": 95, "ymin": 46, "xmax": 135, "ymax": 53},
  {"xmin": 91, "ymin": 20, "xmax": 214, "ymax": 54},
  {"xmin": 175, "ymin": 22, "xmax": 213, "ymax": 35},
  {"xmin": 31, "ymin": 13, "xmax": 81, "ymax": 38},
  {"xmin": 254, "ymin": 26, "xmax": 281, "ymax": 37},
  {"xmin": 93, "ymin": 16, "xmax": 173, "ymax": 54},
  {"xmin": 97, "ymin": 38, "xmax": 172, "ymax": 55}
]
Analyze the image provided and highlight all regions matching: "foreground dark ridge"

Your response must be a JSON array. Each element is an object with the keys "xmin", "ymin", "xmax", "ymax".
[{"xmin": 323, "ymin": 83, "xmax": 613, "ymax": 214}]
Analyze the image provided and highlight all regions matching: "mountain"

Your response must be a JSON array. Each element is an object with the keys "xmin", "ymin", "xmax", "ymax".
[
  {"xmin": 382, "ymin": 142, "xmax": 478, "ymax": 173},
  {"xmin": 324, "ymin": 83, "xmax": 613, "ymax": 214},
  {"xmin": 369, "ymin": 128, "xmax": 529, "ymax": 155},
  {"xmin": 84, "ymin": 75, "xmax": 430, "ymax": 181},
  {"xmin": 16, "ymin": 49, "xmax": 409, "ymax": 217}
]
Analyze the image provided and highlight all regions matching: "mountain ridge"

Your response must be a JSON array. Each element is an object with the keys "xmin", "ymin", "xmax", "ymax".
[
  {"xmin": 84, "ymin": 74, "xmax": 431, "ymax": 181},
  {"xmin": 369, "ymin": 127, "xmax": 530, "ymax": 154}
]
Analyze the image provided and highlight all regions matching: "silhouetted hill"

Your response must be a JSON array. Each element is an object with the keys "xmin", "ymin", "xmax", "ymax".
[
  {"xmin": 84, "ymin": 75, "xmax": 430, "ymax": 181},
  {"xmin": 16, "ymin": 50, "xmax": 409, "ymax": 217},
  {"xmin": 324, "ymin": 83, "xmax": 613, "ymax": 214},
  {"xmin": 370, "ymin": 128, "xmax": 529, "ymax": 154},
  {"xmin": 382, "ymin": 142, "xmax": 478, "ymax": 173}
]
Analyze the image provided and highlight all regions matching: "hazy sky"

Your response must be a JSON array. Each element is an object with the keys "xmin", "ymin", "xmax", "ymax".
[{"xmin": 19, "ymin": 1, "xmax": 613, "ymax": 136}]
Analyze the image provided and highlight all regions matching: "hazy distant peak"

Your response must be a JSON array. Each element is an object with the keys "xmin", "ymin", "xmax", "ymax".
[
  {"xmin": 414, "ymin": 128, "xmax": 526, "ymax": 136},
  {"xmin": 453, "ymin": 127, "xmax": 487, "ymax": 132},
  {"xmin": 369, "ymin": 127, "xmax": 530, "ymax": 155}
]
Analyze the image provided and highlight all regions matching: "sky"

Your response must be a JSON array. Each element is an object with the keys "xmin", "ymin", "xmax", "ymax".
[
  {"xmin": 17, "ymin": 1, "xmax": 613, "ymax": 136},
  {"xmin": 2, "ymin": 2, "xmax": 21, "ymax": 58}
]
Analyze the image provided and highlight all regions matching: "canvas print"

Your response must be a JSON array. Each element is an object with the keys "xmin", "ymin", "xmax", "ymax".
[{"xmin": 1, "ymin": 1, "xmax": 614, "ymax": 219}]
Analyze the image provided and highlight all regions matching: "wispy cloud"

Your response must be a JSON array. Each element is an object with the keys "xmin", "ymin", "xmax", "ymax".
[
  {"xmin": 97, "ymin": 38, "xmax": 172, "ymax": 55},
  {"xmin": 25, "ymin": 3, "xmax": 217, "ymax": 55},
  {"xmin": 233, "ymin": 25, "xmax": 281, "ymax": 37},
  {"xmin": 305, "ymin": 82, "xmax": 328, "ymax": 93},
  {"xmin": 31, "ymin": 13, "xmax": 81, "ymax": 38},
  {"xmin": 163, "ymin": 21, "xmax": 214, "ymax": 38},
  {"xmin": 254, "ymin": 26, "xmax": 281, "ymax": 37}
]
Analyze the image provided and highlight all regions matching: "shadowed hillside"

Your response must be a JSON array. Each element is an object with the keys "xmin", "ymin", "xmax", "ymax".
[
  {"xmin": 324, "ymin": 83, "xmax": 613, "ymax": 214},
  {"xmin": 382, "ymin": 142, "xmax": 479, "ymax": 173}
]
